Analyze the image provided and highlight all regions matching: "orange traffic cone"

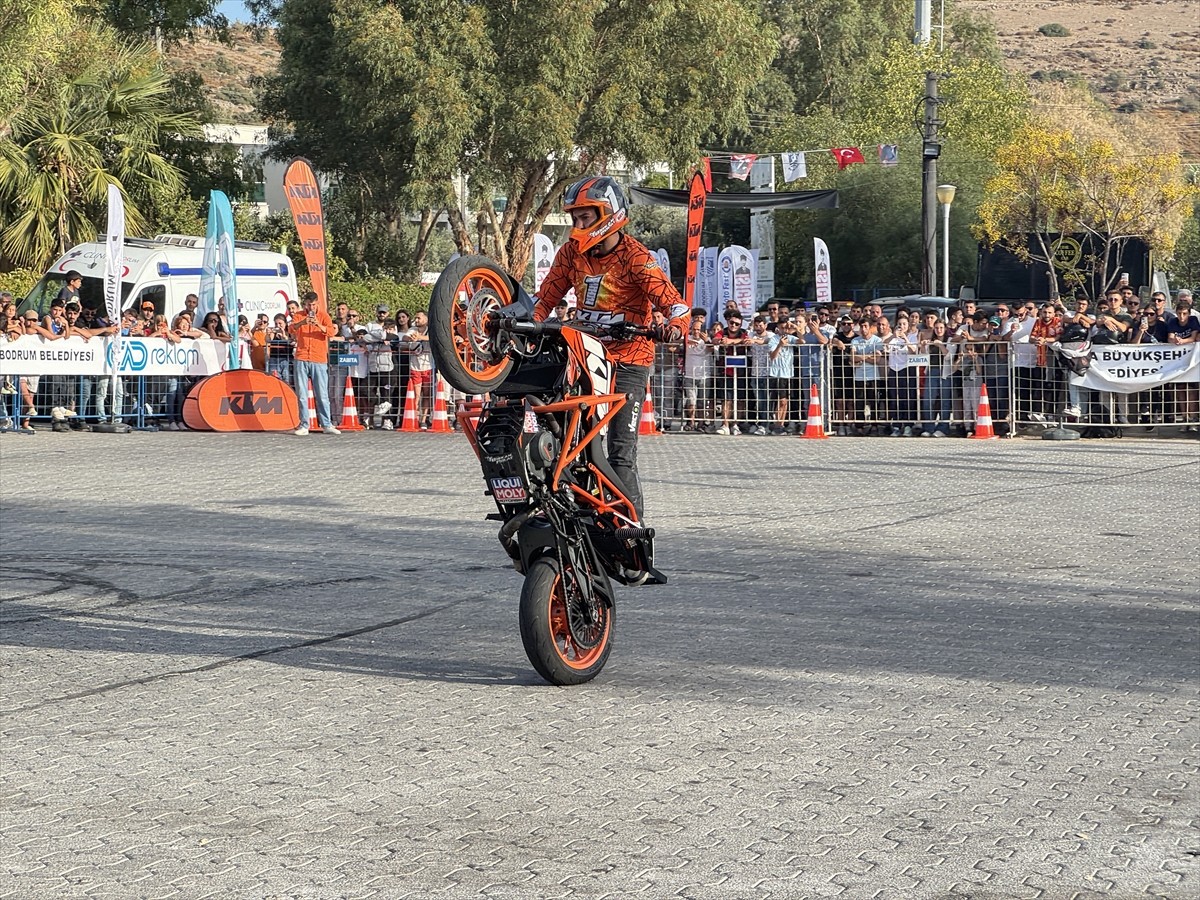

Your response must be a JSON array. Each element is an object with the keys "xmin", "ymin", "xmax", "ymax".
[
  {"xmin": 638, "ymin": 383, "xmax": 661, "ymax": 436},
  {"xmin": 399, "ymin": 383, "xmax": 420, "ymax": 432},
  {"xmin": 306, "ymin": 379, "xmax": 317, "ymax": 432},
  {"xmin": 430, "ymin": 375, "xmax": 452, "ymax": 433},
  {"xmin": 338, "ymin": 376, "xmax": 365, "ymax": 432},
  {"xmin": 972, "ymin": 382, "xmax": 998, "ymax": 439},
  {"xmin": 800, "ymin": 382, "xmax": 828, "ymax": 439}
]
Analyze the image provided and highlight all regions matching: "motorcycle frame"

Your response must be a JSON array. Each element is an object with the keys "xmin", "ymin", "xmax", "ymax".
[{"xmin": 456, "ymin": 390, "xmax": 640, "ymax": 528}]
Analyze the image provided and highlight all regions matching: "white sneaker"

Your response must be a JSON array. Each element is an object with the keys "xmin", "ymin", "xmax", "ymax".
[
  {"xmin": 1065, "ymin": 405, "xmax": 1082, "ymax": 418},
  {"xmin": 716, "ymin": 425, "xmax": 730, "ymax": 435},
  {"xmin": 902, "ymin": 425, "xmax": 913, "ymax": 437},
  {"xmin": 932, "ymin": 429, "xmax": 947, "ymax": 437},
  {"xmin": 920, "ymin": 430, "xmax": 932, "ymax": 437},
  {"xmin": 323, "ymin": 425, "xmax": 341, "ymax": 435},
  {"xmin": 382, "ymin": 420, "xmax": 394, "ymax": 431},
  {"xmin": 143, "ymin": 404, "xmax": 153, "ymax": 416},
  {"xmin": 890, "ymin": 426, "xmax": 901, "ymax": 437},
  {"xmin": 373, "ymin": 401, "xmax": 392, "ymax": 416},
  {"xmin": 1029, "ymin": 412, "xmax": 1046, "ymax": 423},
  {"xmin": 293, "ymin": 426, "xmax": 309, "ymax": 435},
  {"xmin": 732, "ymin": 424, "xmax": 742, "ymax": 435}
]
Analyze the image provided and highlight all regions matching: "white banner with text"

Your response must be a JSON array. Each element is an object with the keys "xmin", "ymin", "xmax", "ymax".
[
  {"xmin": 0, "ymin": 336, "xmax": 229, "ymax": 377},
  {"xmin": 1071, "ymin": 343, "xmax": 1199, "ymax": 393}
]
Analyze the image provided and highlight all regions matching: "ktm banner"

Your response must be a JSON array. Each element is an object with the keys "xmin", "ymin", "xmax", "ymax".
[
  {"xmin": 683, "ymin": 171, "xmax": 707, "ymax": 310},
  {"xmin": 283, "ymin": 158, "xmax": 329, "ymax": 313},
  {"xmin": 183, "ymin": 370, "xmax": 302, "ymax": 432}
]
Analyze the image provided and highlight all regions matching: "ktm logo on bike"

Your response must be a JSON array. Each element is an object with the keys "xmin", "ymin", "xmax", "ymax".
[
  {"xmin": 182, "ymin": 369, "xmax": 301, "ymax": 432},
  {"xmin": 490, "ymin": 476, "xmax": 527, "ymax": 503}
]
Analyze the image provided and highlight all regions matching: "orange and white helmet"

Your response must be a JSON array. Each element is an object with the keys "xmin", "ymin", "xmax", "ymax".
[{"xmin": 563, "ymin": 176, "xmax": 628, "ymax": 253}]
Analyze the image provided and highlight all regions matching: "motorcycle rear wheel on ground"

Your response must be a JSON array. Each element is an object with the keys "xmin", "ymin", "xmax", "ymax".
[{"xmin": 518, "ymin": 557, "xmax": 614, "ymax": 686}]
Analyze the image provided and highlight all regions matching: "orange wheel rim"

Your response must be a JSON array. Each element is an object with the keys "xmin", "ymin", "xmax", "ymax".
[
  {"xmin": 450, "ymin": 267, "xmax": 515, "ymax": 381},
  {"xmin": 547, "ymin": 573, "xmax": 610, "ymax": 670}
]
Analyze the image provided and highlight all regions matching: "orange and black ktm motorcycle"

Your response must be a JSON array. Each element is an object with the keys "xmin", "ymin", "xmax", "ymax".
[{"xmin": 429, "ymin": 256, "xmax": 664, "ymax": 685}]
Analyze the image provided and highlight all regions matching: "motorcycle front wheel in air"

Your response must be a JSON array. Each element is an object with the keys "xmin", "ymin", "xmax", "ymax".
[
  {"xmin": 519, "ymin": 557, "xmax": 614, "ymax": 686},
  {"xmin": 428, "ymin": 255, "xmax": 518, "ymax": 394}
]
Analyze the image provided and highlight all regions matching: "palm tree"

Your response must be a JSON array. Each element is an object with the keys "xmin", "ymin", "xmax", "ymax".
[{"xmin": 0, "ymin": 39, "xmax": 201, "ymax": 269}]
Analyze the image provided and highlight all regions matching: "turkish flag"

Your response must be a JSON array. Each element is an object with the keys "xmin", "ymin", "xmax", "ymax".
[
  {"xmin": 830, "ymin": 147, "xmax": 866, "ymax": 170},
  {"xmin": 729, "ymin": 154, "xmax": 757, "ymax": 180}
]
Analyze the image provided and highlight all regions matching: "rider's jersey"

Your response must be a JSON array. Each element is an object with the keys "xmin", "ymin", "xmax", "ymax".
[{"xmin": 533, "ymin": 234, "xmax": 689, "ymax": 367}]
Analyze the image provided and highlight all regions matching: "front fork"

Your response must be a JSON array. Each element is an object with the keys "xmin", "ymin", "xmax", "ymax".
[{"xmin": 514, "ymin": 504, "xmax": 615, "ymax": 615}]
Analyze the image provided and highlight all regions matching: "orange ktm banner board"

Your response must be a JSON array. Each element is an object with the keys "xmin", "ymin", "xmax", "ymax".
[
  {"xmin": 683, "ymin": 171, "xmax": 707, "ymax": 309},
  {"xmin": 283, "ymin": 158, "xmax": 329, "ymax": 313},
  {"xmin": 183, "ymin": 370, "xmax": 302, "ymax": 432}
]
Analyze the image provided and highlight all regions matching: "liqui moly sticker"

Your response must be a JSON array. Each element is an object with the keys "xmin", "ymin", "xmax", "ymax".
[
  {"xmin": 523, "ymin": 409, "xmax": 539, "ymax": 433},
  {"xmin": 490, "ymin": 476, "xmax": 527, "ymax": 503}
]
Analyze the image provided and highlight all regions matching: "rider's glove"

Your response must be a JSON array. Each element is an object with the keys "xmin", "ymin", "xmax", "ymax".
[{"xmin": 652, "ymin": 324, "xmax": 684, "ymax": 343}]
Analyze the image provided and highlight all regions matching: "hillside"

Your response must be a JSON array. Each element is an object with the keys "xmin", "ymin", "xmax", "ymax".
[
  {"xmin": 174, "ymin": 5, "xmax": 1199, "ymax": 154},
  {"xmin": 959, "ymin": 0, "xmax": 1200, "ymax": 156},
  {"xmin": 168, "ymin": 25, "xmax": 280, "ymax": 125}
]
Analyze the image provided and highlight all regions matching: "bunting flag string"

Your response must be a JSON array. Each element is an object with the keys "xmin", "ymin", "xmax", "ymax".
[{"xmin": 703, "ymin": 144, "xmax": 902, "ymax": 183}]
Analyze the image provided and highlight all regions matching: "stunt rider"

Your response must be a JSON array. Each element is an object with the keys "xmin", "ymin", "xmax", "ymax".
[{"xmin": 533, "ymin": 176, "xmax": 689, "ymax": 517}]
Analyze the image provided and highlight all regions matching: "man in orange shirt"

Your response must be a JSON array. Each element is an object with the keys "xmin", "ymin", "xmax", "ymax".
[
  {"xmin": 288, "ymin": 291, "xmax": 339, "ymax": 435},
  {"xmin": 533, "ymin": 176, "xmax": 688, "ymax": 515}
]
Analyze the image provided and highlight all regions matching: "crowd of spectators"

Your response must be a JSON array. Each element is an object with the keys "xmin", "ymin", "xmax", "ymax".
[
  {"xmin": 3, "ymin": 281, "xmax": 1197, "ymax": 437},
  {"xmin": 669, "ymin": 283, "xmax": 1198, "ymax": 438}
]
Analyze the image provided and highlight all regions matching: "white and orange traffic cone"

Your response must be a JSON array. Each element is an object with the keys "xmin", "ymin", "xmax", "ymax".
[
  {"xmin": 430, "ymin": 375, "xmax": 452, "ymax": 433},
  {"xmin": 800, "ymin": 382, "xmax": 828, "ymax": 439},
  {"xmin": 399, "ymin": 384, "xmax": 420, "ymax": 432},
  {"xmin": 972, "ymin": 382, "xmax": 998, "ymax": 439},
  {"xmin": 306, "ymin": 379, "xmax": 317, "ymax": 432},
  {"xmin": 638, "ymin": 383, "xmax": 661, "ymax": 436},
  {"xmin": 338, "ymin": 376, "xmax": 365, "ymax": 432}
]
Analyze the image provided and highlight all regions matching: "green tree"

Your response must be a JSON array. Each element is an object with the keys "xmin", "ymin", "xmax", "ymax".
[
  {"xmin": 0, "ymin": 0, "xmax": 80, "ymax": 135},
  {"xmin": 766, "ymin": 39, "xmax": 1028, "ymax": 296},
  {"xmin": 101, "ymin": 0, "xmax": 227, "ymax": 44},
  {"xmin": 262, "ymin": 0, "xmax": 776, "ymax": 278},
  {"xmin": 0, "ymin": 34, "xmax": 202, "ymax": 269},
  {"xmin": 975, "ymin": 122, "xmax": 1197, "ymax": 299}
]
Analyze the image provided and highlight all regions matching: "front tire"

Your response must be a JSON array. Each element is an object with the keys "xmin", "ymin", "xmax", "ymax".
[
  {"xmin": 428, "ymin": 255, "xmax": 518, "ymax": 394},
  {"xmin": 519, "ymin": 557, "xmax": 614, "ymax": 685}
]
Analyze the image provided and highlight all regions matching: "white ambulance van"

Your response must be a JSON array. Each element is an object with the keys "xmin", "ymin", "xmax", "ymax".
[{"xmin": 21, "ymin": 234, "xmax": 299, "ymax": 323}]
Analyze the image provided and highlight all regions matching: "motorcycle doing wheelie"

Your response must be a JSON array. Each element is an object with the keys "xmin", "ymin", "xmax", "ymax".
[{"xmin": 428, "ymin": 255, "xmax": 665, "ymax": 685}]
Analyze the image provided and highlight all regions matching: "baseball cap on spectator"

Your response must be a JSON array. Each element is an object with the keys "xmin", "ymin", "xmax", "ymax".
[
  {"xmin": 988, "ymin": 315, "xmax": 1001, "ymax": 326},
  {"xmin": 23, "ymin": 311, "xmax": 38, "ymax": 321},
  {"xmin": 376, "ymin": 304, "xmax": 389, "ymax": 313},
  {"xmin": 65, "ymin": 301, "xmax": 80, "ymax": 312}
]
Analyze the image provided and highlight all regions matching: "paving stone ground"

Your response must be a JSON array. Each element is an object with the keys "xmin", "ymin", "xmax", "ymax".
[{"xmin": 1, "ymin": 430, "xmax": 1197, "ymax": 899}]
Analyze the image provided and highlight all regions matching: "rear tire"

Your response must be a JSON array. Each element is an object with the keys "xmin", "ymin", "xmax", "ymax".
[
  {"xmin": 428, "ymin": 255, "xmax": 518, "ymax": 394},
  {"xmin": 519, "ymin": 557, "xmax": 614, "ymax": 685}
]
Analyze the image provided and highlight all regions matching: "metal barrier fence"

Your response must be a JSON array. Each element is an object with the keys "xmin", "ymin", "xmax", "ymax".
[
  {"xmin": 647, "ymin": 340, "xmax": 1200, "ymax": 438},
  {"xmin": 4, "ymin": 338, "xmax": 1198, "ymax": 436}
]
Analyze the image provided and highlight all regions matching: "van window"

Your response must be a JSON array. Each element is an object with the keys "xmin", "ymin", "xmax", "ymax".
[
  {"xmin": 21, "ymin": 274, "xmax": 132, "ymax": 317},
  {"xmin": 130, "ymin": 284, "xmax": 166, "ymax": 315}
]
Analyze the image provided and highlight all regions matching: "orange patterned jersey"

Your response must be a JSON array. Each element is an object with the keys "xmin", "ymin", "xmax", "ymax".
[{"xmin": 533, "ymin": 234, "xmax": 689, "ymax": 366}]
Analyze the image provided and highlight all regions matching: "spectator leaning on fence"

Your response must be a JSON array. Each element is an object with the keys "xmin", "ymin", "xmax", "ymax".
[
  {"xmin": 682, "ymin": 310, "xmax": 712, "ymax": 432},
  {"xmin": 1167, "ymin": 300, "xmax": 1199, "ymax": 431}
]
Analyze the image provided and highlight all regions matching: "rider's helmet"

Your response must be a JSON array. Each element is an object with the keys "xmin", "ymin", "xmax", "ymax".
[{"xmin": 563, "ymin": 176, "xmax": 628, "ymax": 253}]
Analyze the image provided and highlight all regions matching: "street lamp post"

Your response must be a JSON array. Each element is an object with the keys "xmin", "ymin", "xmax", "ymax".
[{"xmin": 936, "ymin": 184, "xmax": 956, "ymax": 298}]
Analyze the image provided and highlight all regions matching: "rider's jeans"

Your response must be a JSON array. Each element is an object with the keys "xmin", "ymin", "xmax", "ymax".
[{"xmin": 610, "ymin": 362, "xmax": 650, "ymax": 518}]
